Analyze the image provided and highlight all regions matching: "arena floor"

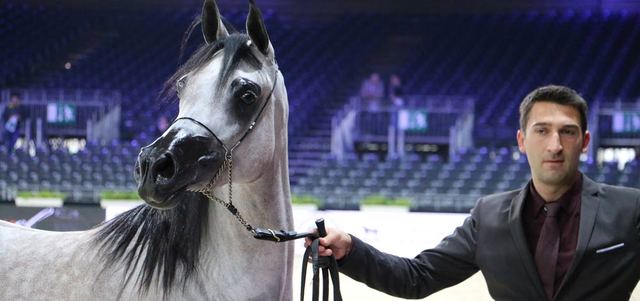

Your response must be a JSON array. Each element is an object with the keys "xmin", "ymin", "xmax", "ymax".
[
  {"xmin": 104, "ymin": 202, "xmax": 640, "ymax": 300},
  {"xmin": 294, "ymin": 259, "xmax": 491, "ymax": 300},
  {"xmin": 294, "ymin": 264, "xmax": 640, "ymax": 300},
  {"xmin": 290, "ymin": 205, "xmax": 640, "ymax": 300}
]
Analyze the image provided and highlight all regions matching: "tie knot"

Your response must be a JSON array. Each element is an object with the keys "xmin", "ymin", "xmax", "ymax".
[{"xmin": 544, "ymin": 202, "xmax": 561, "ymax": 217}]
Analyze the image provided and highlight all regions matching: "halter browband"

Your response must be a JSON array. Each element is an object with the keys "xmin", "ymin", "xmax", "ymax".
[{"xmin": 173, "ymin": 67, "xmax": 279, "ymax": 153}]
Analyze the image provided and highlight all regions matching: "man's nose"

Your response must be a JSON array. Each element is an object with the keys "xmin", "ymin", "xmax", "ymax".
[{"xmin": 546, "ymin": 132, "xmax": 563, "ymax": 153}]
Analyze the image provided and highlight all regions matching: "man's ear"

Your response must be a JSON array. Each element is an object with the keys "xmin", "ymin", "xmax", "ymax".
[
  {"xmin": 582, "ymin": 130, "xmax": 591, "ymax": 153},
  {"xmin": 517, "ymin": 129, "xmax": 526, "ymax": 154}
]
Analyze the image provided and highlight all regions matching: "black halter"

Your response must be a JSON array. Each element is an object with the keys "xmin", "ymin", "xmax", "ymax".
[{"xmin": 173, "ymin": 67, "xmax": 278, "ymax": 154}]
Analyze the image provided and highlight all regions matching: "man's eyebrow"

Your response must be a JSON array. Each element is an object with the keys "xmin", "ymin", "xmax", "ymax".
[
  {"xmin": 530, "ymin": 122, "xmax": 551, "ymax": 128},
  {"xmin": 560, "ymin": 124, "xmax": 580, "ymax": 129},
  {"xmin": 530, "ymin": 122, "xmax": 580, "ymax": 129}
]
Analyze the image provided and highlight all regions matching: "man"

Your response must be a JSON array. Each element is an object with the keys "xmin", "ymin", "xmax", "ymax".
[
  {"xmin": 359, "ymin": 72, "xmax": 385, "ymax": 110},
  {"xmin": 310, "ymin": 85, "xmax": 640, "ymax": 300},
  {"xmin": 2, "ymin": 93, "xmax": 22, "ymax": 151}
]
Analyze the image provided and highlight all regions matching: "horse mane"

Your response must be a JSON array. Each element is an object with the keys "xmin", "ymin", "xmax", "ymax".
[{"xmin": 93, "ymin": 192, "xmax": 209, "ymax": 298}]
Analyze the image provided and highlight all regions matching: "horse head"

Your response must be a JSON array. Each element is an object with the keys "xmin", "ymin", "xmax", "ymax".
[{"xmin": 134, "ymin": 0, "xmax": 286, "ymax": 209}]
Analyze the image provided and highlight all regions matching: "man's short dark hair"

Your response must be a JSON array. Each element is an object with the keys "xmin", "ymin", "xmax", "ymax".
[{"xmin": 519, "ymin": 85, "xmax": 588, "ymax": 134}]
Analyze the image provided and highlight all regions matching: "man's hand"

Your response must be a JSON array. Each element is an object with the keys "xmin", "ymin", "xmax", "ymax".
[{"xmin": 304, "ymin": 227, "xmax": 353, "ymax": 260}]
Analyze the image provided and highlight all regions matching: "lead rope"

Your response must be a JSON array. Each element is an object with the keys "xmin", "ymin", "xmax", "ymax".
[{"xmin": 300, "ymin": 219, "xmax": 343, "ymax": 301}]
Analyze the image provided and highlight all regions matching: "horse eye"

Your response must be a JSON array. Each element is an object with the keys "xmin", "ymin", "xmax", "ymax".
[
  {"xmin": 239, "ymin": 90, "xmax": 258, "ymax": 104},
  {"xmin": 232, "ymin": 78, "xmax": 261, "ymax": 105}
]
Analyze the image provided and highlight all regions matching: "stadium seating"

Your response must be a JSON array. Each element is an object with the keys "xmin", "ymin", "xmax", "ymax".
[
  {"xmin": 295, "ymin": 147, "xmax": 640, "ymax": 212},
  {"xmin": 1, "ymin": 1, "xmax": 639, "ymax": 211}
]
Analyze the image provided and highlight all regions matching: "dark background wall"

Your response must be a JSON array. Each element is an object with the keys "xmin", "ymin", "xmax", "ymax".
[{"xmin": 18, "ymin": 0, "xmax": 640, "ymax": 14}]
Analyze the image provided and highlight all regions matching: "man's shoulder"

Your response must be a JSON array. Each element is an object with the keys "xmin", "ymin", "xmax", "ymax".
[
  {"xmin": 588, "ymin": 181, "xmax": 640, "ymax": 221},
  {"xmin": 479, "ymin": 189, "xmax": 522, "ymax": 204},
  {"xmin": 597, "ymin": 182, "xmax": 640, "ymax": 198},
  {"xmin": 470, "ymin": 188, "xmax": 523, "ymax": 213}
]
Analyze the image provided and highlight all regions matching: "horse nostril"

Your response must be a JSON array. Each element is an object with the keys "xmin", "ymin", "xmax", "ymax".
[
  {"xmin": 152, "ymin": 153, "xmax": 176, "ymax": 184},
  {"xmin": 134, "ymin": 160, "xmax": 142, "ymax": 183}
]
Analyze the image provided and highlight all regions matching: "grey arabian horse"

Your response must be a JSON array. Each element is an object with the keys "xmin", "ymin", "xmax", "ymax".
[{"xmin": 0, "ymin": 0, "xmax": 295, "ymax": 299}]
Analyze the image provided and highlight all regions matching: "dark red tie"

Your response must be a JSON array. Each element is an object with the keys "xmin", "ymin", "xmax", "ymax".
[{"xmin": 535, "ymin": 202, "xmax": 561, "ymax": 300}]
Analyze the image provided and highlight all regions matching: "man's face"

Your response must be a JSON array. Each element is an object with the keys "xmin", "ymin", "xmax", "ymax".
[{"xmin": 517, "ymin": 101, "xmax": 590, "ymax": 188}]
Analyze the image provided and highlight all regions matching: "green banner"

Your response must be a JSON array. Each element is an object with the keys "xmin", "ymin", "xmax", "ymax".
[
  {"xmin": 613, "ymin": 111, "xmax": 640, "ymax": 133},
  {"xmin": 398, "ymin": 109, "xmax": 428, "ymax": 132},
  {"xmin": 47, "ymin": 102, "xmax": 77, "ymax": 124}
]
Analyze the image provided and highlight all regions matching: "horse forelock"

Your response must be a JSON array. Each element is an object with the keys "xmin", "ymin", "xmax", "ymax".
[
  {"xmin": 93, "ymin": 193, "xmax": 209, "ymax": 298},
  {"xmin": 161, "ymin": 24, "xmax": 271, "ymax": 104}
]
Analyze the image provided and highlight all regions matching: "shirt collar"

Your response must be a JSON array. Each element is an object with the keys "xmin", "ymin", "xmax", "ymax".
[{"xmin": 528, "ymin": 173, "xmax": 582, "ymax": 218}]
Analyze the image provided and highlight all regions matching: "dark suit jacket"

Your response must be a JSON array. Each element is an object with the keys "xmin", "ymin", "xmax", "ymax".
[{"xmin": 339, "ymin": 176, "xmax": 640, "ymax": 300}]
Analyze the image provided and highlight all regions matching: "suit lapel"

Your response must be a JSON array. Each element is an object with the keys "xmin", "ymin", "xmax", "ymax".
[
  {"xmin": 508, "ymin": 186, "xmax": 546, "ymax": 298},
  {"xmin": 556, "ymin": 176, "xmax": 601, "ymax": 294}
]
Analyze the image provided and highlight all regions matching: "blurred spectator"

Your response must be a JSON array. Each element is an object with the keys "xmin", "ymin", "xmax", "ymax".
[
  {"xmin": 3, "ymin": 93, "xmax": 23, "ymax": 152},
  {"xmin": 388, "ymin": 75, "xmax": 405, "ymax": 157},
  {"xmin": 359, "ymin": 72, "xmax": 385, "ymax": 110},
  {"xmin": 388, "ymin": 74, "xmax": 404, "ymax": 107}
]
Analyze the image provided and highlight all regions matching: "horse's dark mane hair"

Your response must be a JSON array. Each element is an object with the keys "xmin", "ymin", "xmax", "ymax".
[
  {"xmin": 93, "ymin": 192, "xmax": 209, "ymax": 298},
  {"xmin": 161, "ymin": 17, "xmax": 263, "ymax": 103}
]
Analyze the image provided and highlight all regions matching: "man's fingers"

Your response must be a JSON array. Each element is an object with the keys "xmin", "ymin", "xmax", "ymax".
[
  {"xmin": 319, "ymin": 237, "xmax": 331, "ymax": 247},
  {"xmin": 303, "ymin": 241, "xmax": 333, "ymax": 258},
  {"xmin": 318, "ymin": 245, "xmax": 333, "ymax": 256},
  {"xmin": 304, "ymin": 237, "xmax": 312, "ymax": 248}
]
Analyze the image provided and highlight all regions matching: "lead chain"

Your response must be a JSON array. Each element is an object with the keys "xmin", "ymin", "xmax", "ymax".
[
  {"xmin": 227, "ymin": 153, "xmax": 233, "ymax": 209},
  {"xmin": 196, "ymin": 152, "xmax": 255, "ymax": 234}
]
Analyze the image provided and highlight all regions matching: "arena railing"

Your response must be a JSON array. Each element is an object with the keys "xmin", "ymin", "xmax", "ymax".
[
  {"xmin": 331, "ymin": 95, "xmax": 475, "ymax": 161},
  {"xmin": 0, "ymin": 88, "xmax": 121, "ymax": 149}
]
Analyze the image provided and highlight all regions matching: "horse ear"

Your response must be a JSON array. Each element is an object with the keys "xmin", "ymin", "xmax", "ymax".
[
  {"xmin": 202, "ymin": 0, "xmax": 229, "ymax": 44},
  {"xmin": 246, "ymin": 0, "xmax": 270, "ymax": 55}
]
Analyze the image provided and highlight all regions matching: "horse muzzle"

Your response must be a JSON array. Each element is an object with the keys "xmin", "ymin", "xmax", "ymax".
[{"xmin": 134, "ymin": 126, "xmax": 225, "ymax": 209}]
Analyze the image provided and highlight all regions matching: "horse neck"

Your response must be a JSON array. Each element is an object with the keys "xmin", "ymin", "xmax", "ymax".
[
  {"xmin": 207, "ymin": 98, "xmax": 292, "ymax": 241},
  {"xmin": 199, "ymin": 148, "xmax": 294, "ymax": 299},
  {"xmin": 207, "ymin": 150, "xmax": 292, "ymax": 240}
]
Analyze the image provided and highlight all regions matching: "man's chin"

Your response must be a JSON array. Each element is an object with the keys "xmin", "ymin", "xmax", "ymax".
[{"xmin": 538, "ymin": 172, "xmax": 575, "ymax": 187}]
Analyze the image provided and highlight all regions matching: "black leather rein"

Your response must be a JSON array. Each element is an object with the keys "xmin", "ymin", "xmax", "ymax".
[{"xmin": 299, "ymin": 219, "xmax": 343, "ymax": 301}]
